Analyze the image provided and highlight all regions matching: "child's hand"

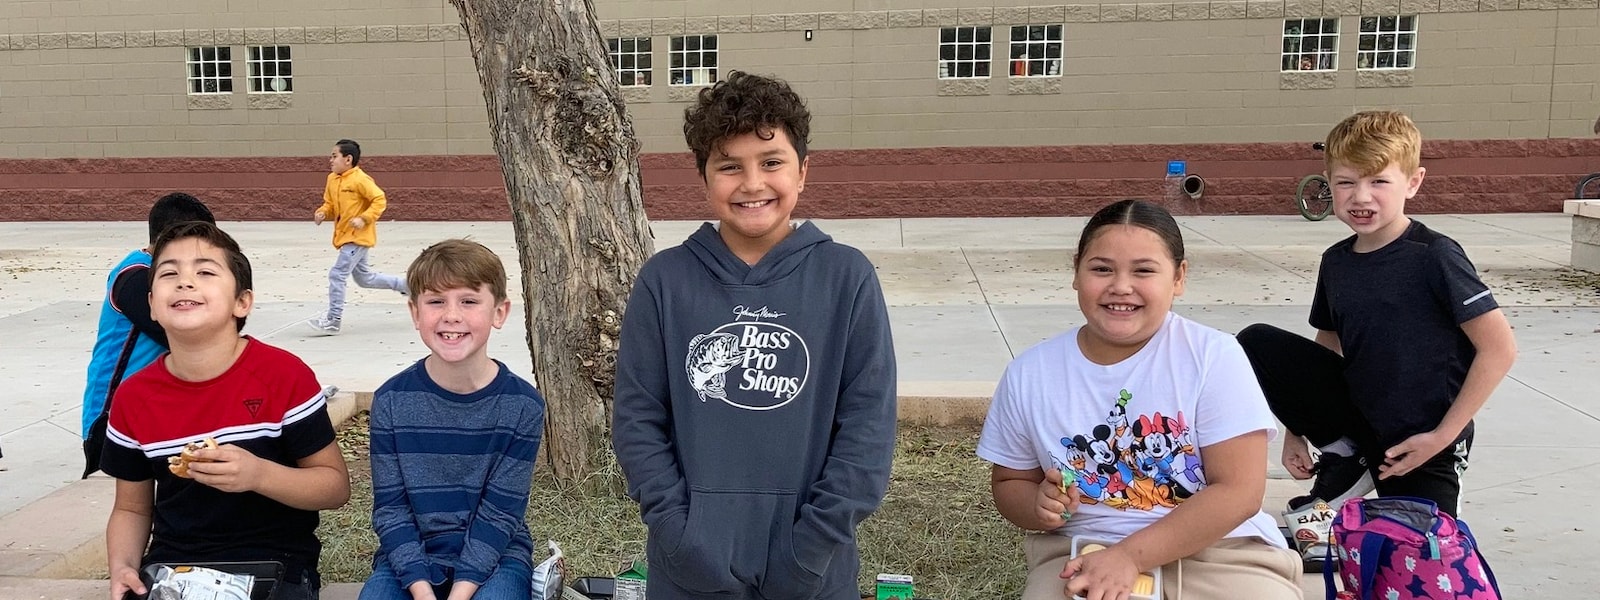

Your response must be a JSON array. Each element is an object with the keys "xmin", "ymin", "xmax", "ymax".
[
  {"xmin": 1035, "ymin": 468, "xmax": 1081, "ymax": 530},
  {"xmin": 407, "ymin": 580, "xmax": 438, "ymax": 600},
  {"xmin": 349, "ymin": 216, "xmax": 367, "ymax": 229},
  {"xmin": 1281, "ymin": 434, "xmax": 1315, "ymax": 480},
  {"xmin": 1380, "ymin": 430, "xmax": 1450, "ymax": 480},
  {"xmin": 313, "ymin": 210, "xmax": 326, "ymax": 225},
  {"xmin": 444, "ymin": 581, "xmax": 478, "ymax": 600},
  {"xmin": 1062, "ymin": 543, "xmax": 1140, "ymax": 600},
  {"xmin": 185, "ymin": 444, "xmax": 266, "ymax": 493},
  {"xmin": 109, "ymin": 565, "xmax": 145, "ymax": 600}
]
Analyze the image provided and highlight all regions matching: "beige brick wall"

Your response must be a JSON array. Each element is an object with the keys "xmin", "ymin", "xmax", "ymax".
[{"xmin": 0, "ymin": 0, "xmax": 1595, "ymax": 157}]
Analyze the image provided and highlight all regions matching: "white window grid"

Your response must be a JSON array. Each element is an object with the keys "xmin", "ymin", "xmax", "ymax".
[
  {"xmin": 1008, "ymin": 24, "xmax": 1063, "ymax": 78},
  {"xmin": 607, "ymin": 37, "xmax": 653, "ymax": 87},
  {"xmin": 669, "ymin": 35, "xmax": 717, "ymax": 86},
  {"xmin": 186, "ymin": 46, "xmax": 233, "ymax": 95},
  {"xmin": 1281, "ymin": 18, "xmax": 1338, "ymax": 72},
  {"xmin": 1358, "ymin": 15, "xmax": 1418, "ymax": 70},
  {"xmin": 247, "ymin": 45, "xmax": 293, "ymax": 93},
  {"xmin": 939, "ymin": 26, "xmax": 992, "ymax": 79}
]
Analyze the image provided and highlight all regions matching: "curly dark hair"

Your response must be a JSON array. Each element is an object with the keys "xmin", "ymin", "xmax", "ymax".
[{"xmin": 683, "ymin": 71, "xmax": 811, "ymax": 177}]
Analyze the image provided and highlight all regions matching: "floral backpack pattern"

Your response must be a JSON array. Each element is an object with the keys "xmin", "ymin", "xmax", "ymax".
[{"xmin": 1324, "ymin": 496, "xmax": 1501, "ymax": 600}]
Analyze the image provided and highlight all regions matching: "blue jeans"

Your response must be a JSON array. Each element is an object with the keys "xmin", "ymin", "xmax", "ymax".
[
  {"xmin": 358, "ymin": 557, "xmax": 531, "ymax": 600},
  {"xmin": 325, "ymin": 243, "xmax": 407, "ymax": 320}
]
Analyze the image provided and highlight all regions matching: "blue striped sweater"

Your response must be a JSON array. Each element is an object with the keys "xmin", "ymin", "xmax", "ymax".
[{"xmin": 369, "ymin": 358, "xmax": 545, "ymax": 586}]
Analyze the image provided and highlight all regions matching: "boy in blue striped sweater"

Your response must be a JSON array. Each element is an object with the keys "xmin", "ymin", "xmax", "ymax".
[{"xmin": 360, "ymin": 239, "xmax": 546, "ymax": 600}]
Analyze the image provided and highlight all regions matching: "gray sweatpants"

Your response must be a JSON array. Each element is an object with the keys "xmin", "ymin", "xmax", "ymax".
[{"xmin": 325, "ymin": 243, "xmax": 407, "ymax": 320}]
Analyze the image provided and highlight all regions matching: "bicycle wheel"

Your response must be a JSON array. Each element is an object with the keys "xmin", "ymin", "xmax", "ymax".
[
  {"xmin": 1576, "ymin": 173, "xmax": 1600, "ymax": 200},
  {"xmin": 1296, "ymin": 174, "xmax": 1334, "ymax": 221}
]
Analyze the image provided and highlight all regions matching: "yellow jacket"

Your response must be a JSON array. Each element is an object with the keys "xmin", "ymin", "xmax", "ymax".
[{"xmin": 317, "ymin": 167, "xmax": 387, "ymax": 248}]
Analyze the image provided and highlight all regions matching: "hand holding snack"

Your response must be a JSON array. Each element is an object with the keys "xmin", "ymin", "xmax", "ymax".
[
  {"xmin": 184, "ymin": 443, "xmax": 269, "ymax": 494},
  {"xmin": 166, "ymin": 437, "xmax": 218, "ymax": 478},
  {"xmin": 1035, "ymin": 468, "xmax": 1080, "ymax": 529},
  {"xmin": 1064, "ymin": 542, "xmax": 1149, "ymax": 599}
]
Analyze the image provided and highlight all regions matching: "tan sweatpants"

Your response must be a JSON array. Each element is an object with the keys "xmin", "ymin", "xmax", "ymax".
[{"xmin": 1021, "ymin": 533, "xmax": 1302, "ymax": 600}]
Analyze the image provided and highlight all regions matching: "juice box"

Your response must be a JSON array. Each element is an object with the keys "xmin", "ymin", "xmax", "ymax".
[
  {"xmin": 875, "ymin": 573, "xmax": 914, "ymax": 600},
  {"xmin": 614, "ymin": 560, "xmax": 647, "ymax": 600}
]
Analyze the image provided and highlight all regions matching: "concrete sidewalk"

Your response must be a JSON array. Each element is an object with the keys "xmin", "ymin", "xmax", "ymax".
[{"xmin": 2, "ymin": 214, "xmax": 1598, "ymax": 597}]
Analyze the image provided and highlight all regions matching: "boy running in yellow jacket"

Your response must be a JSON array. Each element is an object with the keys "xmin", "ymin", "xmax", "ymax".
[{"xmin": 308, "ymin": 139, "xmax": 408, "ymax": 335}]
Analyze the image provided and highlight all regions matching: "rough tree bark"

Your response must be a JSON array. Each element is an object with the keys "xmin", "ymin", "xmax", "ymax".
[{"xmin": 449, "ymin": 0, "xmax": 654, "ymax": 491}]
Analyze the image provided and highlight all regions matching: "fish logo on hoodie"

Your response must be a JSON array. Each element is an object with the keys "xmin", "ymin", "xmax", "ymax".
[{"xmin": 685, "ymin": 305, "xmax": 811, "ymax": 411}]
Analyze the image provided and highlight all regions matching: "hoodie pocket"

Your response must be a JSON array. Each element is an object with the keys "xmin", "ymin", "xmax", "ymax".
[
  {"xmin": 757, "ymin": 516, "xmax": 829, "ymax": 600},
  {"xmin": 655, "ymin": 489, "xmax": 788, "ymax": 594}
]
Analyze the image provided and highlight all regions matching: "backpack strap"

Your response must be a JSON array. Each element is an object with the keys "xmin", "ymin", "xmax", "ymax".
[
  {"xmin": 81, "ymin": 326, "xmax": 143, "ymax": 479},
  {"xmin": 1356, "ymin": 531, "xmax": 1389, "ymax": 600},
  {"xmin": 1323, "ymin": 537, "xmax": 1340, "ymax": 600},
  {"xmin": 1455, "ymin": 520, "xmax": 1503, "ymax": 596}
]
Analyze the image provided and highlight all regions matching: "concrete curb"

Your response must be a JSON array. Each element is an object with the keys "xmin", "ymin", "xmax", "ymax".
[
  {"xmin": 0, "ymin": 392, "xmax": 368, "ymax": 581},
  {"xmin": 0, "ymin": 577, "xmax": 364, "ymax": 600}
]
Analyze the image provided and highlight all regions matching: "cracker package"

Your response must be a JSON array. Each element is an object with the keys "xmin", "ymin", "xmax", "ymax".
[{"xmin": 144, "ymin": 564, "xmax": 253, "ymax": 600}]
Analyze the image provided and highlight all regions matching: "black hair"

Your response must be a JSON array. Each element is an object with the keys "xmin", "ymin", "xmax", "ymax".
[
  {"xmin": 1074, "ymin": 199, "xmax": 1186, "ymax": 267},
  {"xmin": 335, "ymin": 139, "xmax": 361, "ymax": 166},
  {"xmin": 150, "ymin": 221, "xmax": 253, "ymax": 332},
  {"xmin": 683, "ymin": 71, "xmax": 811, "ymax": 178},
  {"xmin": 147, "ymin": 192, "xmax": 215, "ymax": 244}
]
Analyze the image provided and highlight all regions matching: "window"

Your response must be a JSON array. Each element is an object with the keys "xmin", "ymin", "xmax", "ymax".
[
  {"xmin": 669, "ymin": 35, "xmax": 717, "ymax": 86},
  {"xmin": 1281, "ymin": 18, "xmax": 1338, "ymax": 72},
  {"xmin": 247, "ymin": 45, "xmax": 293, "ymax": 93},
  {"xmin": 1358, "ymin": 16, "xmax": 1417, "ymax": 70},
  {"xmin": 607, "ymin": 37, "xmax": 653, "ymax": 87},
  {"xmin": 1008, "ymin": 25, "xmax": 1063, "ymax": 77},
  {"xmin": 186, "ymin": 46, "xmax": 233, "ymax": 94},
  {"xmin": 939, "ymin": 26, "xmax": 992, "ymax": 79}
]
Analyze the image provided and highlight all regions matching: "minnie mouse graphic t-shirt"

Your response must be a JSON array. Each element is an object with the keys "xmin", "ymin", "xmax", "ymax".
[{"xmin": 978, "ymin": 313, "xmax": 1285, "ymax": 545}]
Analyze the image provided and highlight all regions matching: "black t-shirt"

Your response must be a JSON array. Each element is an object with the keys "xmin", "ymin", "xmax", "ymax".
[{"xmin": 1310, "ymin": 220, "xmax": 1497, "ymax": 446}]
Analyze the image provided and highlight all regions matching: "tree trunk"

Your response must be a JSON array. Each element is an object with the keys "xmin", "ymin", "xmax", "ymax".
[{"xmin": 449, "ymin": 0, "xmax": 653, "ymax": 492}]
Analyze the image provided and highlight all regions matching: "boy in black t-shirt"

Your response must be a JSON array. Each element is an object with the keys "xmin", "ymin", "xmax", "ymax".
[
  {"xmin": 102, "ymin": 221, "xmax": 350, "ymax": 600},
  {"xmin": 1237, "ymin": 111, "xmax": 1517, "ymax": 560}
]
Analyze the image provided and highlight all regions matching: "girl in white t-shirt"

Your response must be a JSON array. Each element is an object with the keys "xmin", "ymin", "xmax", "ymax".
[{"xmin": 977, "ymin": 200, "xmax": 1301, "ymax": 600}]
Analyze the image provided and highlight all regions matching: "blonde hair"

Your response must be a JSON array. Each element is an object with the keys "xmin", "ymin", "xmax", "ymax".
[
  {"xmin": 406, "ymin": 239, "xmax": 509, "ymax": 302},
  {"xmin": 1324, "ymin": 110, "xmax": 1422, "ymax": 177}
]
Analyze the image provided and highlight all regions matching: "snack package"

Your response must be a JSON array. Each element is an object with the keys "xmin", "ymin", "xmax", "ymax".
[
  {"xmin": 1069, "ymin": 537, "xmax": 1160, "ymax": 600},
  {"xmin": 144, "ymin": 565, "xmax": 253, "ymax": 600},
  {"xmin": 530, "ymin": 540, "xmax": 566, "ymax": 600}
]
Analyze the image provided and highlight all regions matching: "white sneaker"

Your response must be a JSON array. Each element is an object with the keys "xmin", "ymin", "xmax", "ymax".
[
  {"xmin": 1284, "ymin": 500, "xmax": 1338, "ymax": 562},
  {"xmin": 306, "ymin": 316, "xmax": 341, "ymax": 336}
]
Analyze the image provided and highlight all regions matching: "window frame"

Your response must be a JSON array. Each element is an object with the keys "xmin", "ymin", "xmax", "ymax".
[
  {"xmin": 1357, "ymin": 15, "xmax": 1418, "ymax": 70},
  {"xmin": 1280, "ymin": 18, "xmax": 1339, "ymax": 72},
  {"xmin": 607, "ymin": 36, "xmax": 654, "ymax": 87},
  {"xmin": 186, "ymin": 46, "xmax": 234, "ymax": 95},
  {"xmin": 938, "ymin": 26, "xmax": 993, "ymax": 79},
  {"xmin": 1007, "ymin": 24, "xmax": 1064, "ymax": 78},
  {"xmin": 668, "ymin": 34, "xmax": 717, "ymax": 87},
  {"xmin": 246, "ymin": 45, "xmax": 293, "ymax": 94}
]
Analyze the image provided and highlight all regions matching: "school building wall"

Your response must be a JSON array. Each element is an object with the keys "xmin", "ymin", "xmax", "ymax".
[{"xmin": 0, "ymin": 0, "xmax": 1597, "ymax": 220}]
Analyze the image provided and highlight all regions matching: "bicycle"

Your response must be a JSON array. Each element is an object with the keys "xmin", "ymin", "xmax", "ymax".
[
  {"xmin": 1578, "ymin": 171, "xmax": 1600, "ymax": 200},
  {"xmin": 1294, "ymin": 142, "xmax": 1334, "ymax": 221}
]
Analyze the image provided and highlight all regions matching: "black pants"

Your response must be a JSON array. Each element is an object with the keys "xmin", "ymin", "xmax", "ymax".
[{"xmin": 1236, "ymin": 323, "xmax": 1473, "ymax": 517}]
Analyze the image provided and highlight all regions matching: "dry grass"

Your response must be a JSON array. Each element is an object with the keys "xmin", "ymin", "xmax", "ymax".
[{"xmin": 318, "ymin": 413, "xmax": 1025, "ymax": 598}]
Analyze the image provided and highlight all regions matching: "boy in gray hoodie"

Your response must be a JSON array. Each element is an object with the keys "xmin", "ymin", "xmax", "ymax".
[{"xmin": 612, "ymin": 71, "xmax": 898, "ymax": 600}]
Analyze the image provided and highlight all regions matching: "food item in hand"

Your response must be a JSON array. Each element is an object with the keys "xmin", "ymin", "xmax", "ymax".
[
  {"xmin": 1075, "ymin": 543, "xmax": 1156, "ymax": 596},
  {"xmin": 1131, "ymin": 573, "xmax": 1155, "ymax": 595},
  {"xmin": 167, "ymin": 437, "xmax": 218, "ymax": 478}
]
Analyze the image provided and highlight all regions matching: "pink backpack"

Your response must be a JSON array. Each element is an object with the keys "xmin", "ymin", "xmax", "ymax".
[{"xmin": 1325, "ymin": 496, "xmax": 1501, "ymax": 600}]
